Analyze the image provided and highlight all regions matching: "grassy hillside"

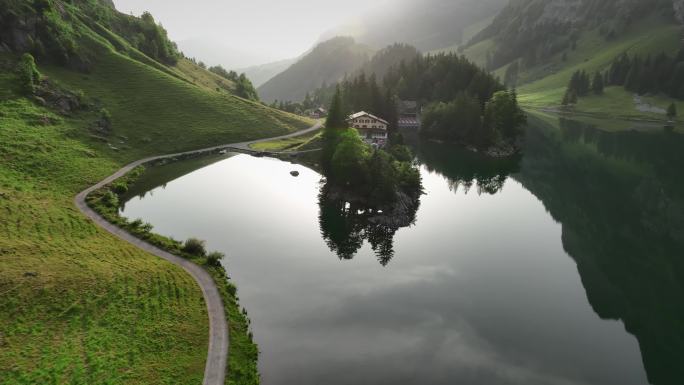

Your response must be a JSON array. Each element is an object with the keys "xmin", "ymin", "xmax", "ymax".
[
  {"xmin": 516, "ymin": 18, "xmax": 683, "ymax": 123},
  {"xmin": 455, "ymin": 0, "xmax": 684, "ymax": 126},
  {"xmin": 42, "ymin": 45, "xmax": 310, "ymax": 160},
  {"xmin": 0, "ymin": 94, "xmax": 209, "ymax": 384},
  {"xmin": 0, "ymin": 2, "xmax": 312, "ymax": 384}
]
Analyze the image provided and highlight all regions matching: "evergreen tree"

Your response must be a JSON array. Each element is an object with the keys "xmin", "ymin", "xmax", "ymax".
[
  {"xmin": 562, "ymin": 88, "xmax": 578, "ymax": 106},
  {"xmin": 592, "ymin": 71, "xmax": 605, "ymax": 95},
  {"xmin": 667, "ymin": 103, "xmax": 677, "ymax": 120},
  {"xmin": 326, "ymin": 86, "xmax": 347, "ymax": 129}
]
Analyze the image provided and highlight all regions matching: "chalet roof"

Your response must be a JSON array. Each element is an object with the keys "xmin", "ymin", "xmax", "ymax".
[{"xmin": 347, "ymin": 111, "xmax": 389, "ymax": 125}]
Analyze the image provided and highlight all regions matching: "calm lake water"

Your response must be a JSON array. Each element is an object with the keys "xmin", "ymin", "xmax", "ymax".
[{"xmin": 120, "ymin": 117, "xmax": 684, "ymax": 385}]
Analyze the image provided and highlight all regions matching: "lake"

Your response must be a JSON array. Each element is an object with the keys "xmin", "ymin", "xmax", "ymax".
[{"xmin": 120, "ymin": 116, "xmax": 684, "ymax": 385}]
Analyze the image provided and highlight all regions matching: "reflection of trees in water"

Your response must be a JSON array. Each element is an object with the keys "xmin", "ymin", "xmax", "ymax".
[
  {"xmin": 416, "ymin": 140, "xmax": 520, "ymax": 196},
  {"xmin": 518, "ymin": 116, "xmax": 684, "ymax": 385},
  {"xmin": 318, "ymin": 185, "xmax": 419, "ymax": 266}
]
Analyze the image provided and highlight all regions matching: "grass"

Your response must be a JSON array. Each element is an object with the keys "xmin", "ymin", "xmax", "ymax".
[
  {"xmin": 0, "ymin": 97, "xmax": 209, "ymax": 384},
  {"xmin": 86, "ymin": 163, "xmax": 260, "ymax": 384},
  {"xmin": 515, "ymin": 16, "xmax": 682, "ymax": 125},
  {"xmin": 459, "ymin": 38, "xmax": 495, "ymax": 68},
  {"xmin": 429, "ymin": 15, "xmax": 496, "ymax": 59},
  {"xmin": 171, "ymin": 59, "xmax": 236, "ymax": 94},
  {"xmin": 0, "ymin": 11, "xmax": 312, "ymax": 383},
  {"xmin": 249, "ymin": 130, "xmax": 321, "ymax": 151},
  {"xmin": 40, "ymin": 38, "xmax": 312, "ymax": 161}
]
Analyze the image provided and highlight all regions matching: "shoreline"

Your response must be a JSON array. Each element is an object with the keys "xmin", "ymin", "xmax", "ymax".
[{"xmin": 73, "ymin": 121, "xmax": 322, "ymax": 385}]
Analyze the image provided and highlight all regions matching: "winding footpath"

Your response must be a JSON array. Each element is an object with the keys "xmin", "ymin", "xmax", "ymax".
[{"xmin": 74, "ymin": 121, "xmax": 322, "ymax": 385}]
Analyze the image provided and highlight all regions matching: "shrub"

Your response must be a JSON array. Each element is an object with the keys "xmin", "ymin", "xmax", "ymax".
[
  {"xmin": 206, "ymin": 251, "xmax": 225, "ymax": 267},
  {"xmin": 112, "ymin": 181, "xmax": 128, "ymax": 194},
  {"xmin": 17, "ymin": 54, "xmax": 41, "ymax": 95},
  {"xmin": 100, "ymin": 108, "xmax": 112, "ymax": 124},
  {"xmin": 102, "ymin": 190, "xmax": 119, "ymax": 207},
  {"xmin": 182, "ymin": 238, "xmax": 207, "ymax": 257}
]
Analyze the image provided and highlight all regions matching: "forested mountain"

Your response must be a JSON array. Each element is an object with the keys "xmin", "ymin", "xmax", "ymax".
[
  {"xmin": 469, "ymin": 0, "xmax": 682, "ymax": 71},
  {"xmin": 322, "ymin": 0, "xmax": 508, "ymax": 52},
  {"xmin": 257, "ymin": 39, "xmax": 421, "ymax": 103},
  {"xmin": 257, "ymin": 37, "xmax": 373, "ymax": 103}
]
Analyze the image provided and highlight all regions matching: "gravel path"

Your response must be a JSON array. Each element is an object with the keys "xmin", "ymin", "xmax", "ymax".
[{"xmin": 74, "ymin": 121, "xmax": 321, "ymax": 385}]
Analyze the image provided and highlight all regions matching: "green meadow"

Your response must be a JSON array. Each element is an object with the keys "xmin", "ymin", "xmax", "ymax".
[{"xmin": 0, "ymin": 15, "xmax": 310, "ymax": 383}]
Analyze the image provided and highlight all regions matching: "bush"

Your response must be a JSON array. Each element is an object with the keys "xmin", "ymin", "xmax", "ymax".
[
  {"xmin": 182, "ymin": 238, "xmax": 207, "ymax": 257},
  {"xmin": 17, "ymin": 54, "xmax": 41, "ymax": 95},
  {"xmin": 102, "ymin": 190, "xmax": 119, "ymax": 208},
  {"xmin": 100, "ymin": 108, "xmax": 112, "ymax": 125},
  {"xmin": 112, "ymin": 181, "xmax": 127, "ymax": 194},
  {"xmin": 206, "ymin": 251, "xmax": 225, "ymax": 267}
]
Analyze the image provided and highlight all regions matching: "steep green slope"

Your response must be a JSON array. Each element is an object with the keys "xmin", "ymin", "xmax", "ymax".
[
  {"xmin": 461, "ymin": 0, "xmax": 684, "ymax": 124},
  {"xmin": 517, "ymin": 17, "xmax": 682, "ymax": 119},
  {"xmin": 257, "ymin": 37, "xmax": 374, "ymax": 103},
  {"xmin": 0, "ymin": 1, "xmax": 311, "ymax": 384},
  {"xmin": 0, "ymin": 83, "xmax": 209, "ymax": 385},
  {"xmin": 42, "ymin": 45, "xmax": 309, "ymax": 159}
]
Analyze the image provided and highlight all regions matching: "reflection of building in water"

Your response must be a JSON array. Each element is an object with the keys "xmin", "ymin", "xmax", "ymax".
[{"xmin": 348, "ymin": 111, "xmax": 389, "ymax": 147}]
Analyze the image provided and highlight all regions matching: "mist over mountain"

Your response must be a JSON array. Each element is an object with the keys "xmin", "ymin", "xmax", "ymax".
[
  {"xmin": 238, "ymin": 58, "xmax": 297, "ymax": 88},
  {"xmin": 176, "ymin": 37, "xmax": 281, "ymax": 70},
  {"xmin": 321, "ymin": 0, "xmax": 508, "ymax": 51}
]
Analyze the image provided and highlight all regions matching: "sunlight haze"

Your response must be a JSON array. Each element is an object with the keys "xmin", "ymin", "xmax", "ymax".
[{"xmin": 113, "ymin": 0, "xmax": 385, "ymax": 68}]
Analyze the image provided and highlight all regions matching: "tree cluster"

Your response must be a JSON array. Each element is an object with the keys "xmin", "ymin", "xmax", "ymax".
[
  {"xmin": 383, "ymin": 52, "xmax": 502, "ymax": 107},
  {"xmin": 422, "ymin": 90, "xmax": 526, "ymax": 148},
  {"xmin": 0, "ymin": 0, "xmax": 181, "ymax": 67},
  {"xmin": 562, "ymin": 70, "xmax": 603, "ymax": 105},
  {"xmin": 114, "ymin": 12, "xmax": 180, "ymax": 65},
  {"xmin": 321, "ymin": 88, "xmax": 421, "ymax": 206},
  {"xmin": 606, "ymin": 50, "xmax": 684, "ymax": 99},
  {"xmin": 311, "ymin": 52, "xmax": 506, "ymax": 140},
  {"xmin": 208, "ymin": 65, "xmax": 259, "ymax": 101}
]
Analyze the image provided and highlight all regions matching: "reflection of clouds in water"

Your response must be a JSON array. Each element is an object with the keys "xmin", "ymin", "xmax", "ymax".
[
  {"xmin": 122, "ymin": 149, "xmax": 654, "ymax": 385},
  {"xmin": 283, "ymin": 275, "xmax": 595, "ymax": 385}
]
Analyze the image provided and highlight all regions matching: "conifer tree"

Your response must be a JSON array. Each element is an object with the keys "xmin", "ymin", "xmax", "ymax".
[
  {"xmin": 667, "ymin": 103, "xmax": 677, "ymax": 120},
  {"xmin": 325, "ymin": 86, "xmax": 347, "ymax": 129},
  {"xmin": 592, "ymin": 72, "xmax": 605, "ymax": 95}
]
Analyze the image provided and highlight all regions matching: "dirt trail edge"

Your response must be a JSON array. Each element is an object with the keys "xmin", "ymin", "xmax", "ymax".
[{"xmin": 74, "ymin": 121, "xmax": 322, "ymax": 385}]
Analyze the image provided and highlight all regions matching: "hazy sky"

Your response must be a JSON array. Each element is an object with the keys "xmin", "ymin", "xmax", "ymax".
[{"xmin": 113, "ymin": 0, "xmax": 385, "ymax": 68}]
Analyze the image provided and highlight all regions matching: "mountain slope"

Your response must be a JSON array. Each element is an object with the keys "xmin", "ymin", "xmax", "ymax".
[
  {"xmin": 323, "ymin": 0, "xmax": 508, "ymax": 51},
  {"xmin": 239, "ymin": 57, "xmax": 297, "ymax": 88},
  {"xmin": 0, "ymin": 1, "xmax": 310, "ymax": 383},
  {"xmin": 461, "ymin": 0, "xmax": 684, "ymax": 124},
  {"xmin": 257, "ymin": 37, "xmax": 374, "ymax": 103}
]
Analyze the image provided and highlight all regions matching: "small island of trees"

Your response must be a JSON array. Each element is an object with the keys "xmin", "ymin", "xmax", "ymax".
[{"xmin": 320, "ymin": 86, "xmax": 422, "ymax": 216}]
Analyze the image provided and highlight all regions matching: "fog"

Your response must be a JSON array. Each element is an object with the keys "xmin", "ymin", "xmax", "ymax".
[{"xmin": 113, "ymin": 0, "xmax": 388, "ymax": 68}]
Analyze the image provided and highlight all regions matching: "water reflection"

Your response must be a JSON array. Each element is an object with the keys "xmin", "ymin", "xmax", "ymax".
[
  {"xmin": 318, "ymin": 184, "xmax": 419, "ymax": 265},
  {"xmin": 518, "ymin": 115, "xmax": 684, "ymax": 385},
  {"xmin": 117, "ymin": 116, "xmax": 684, "ymax": 385},
  {"xmin": 416, "ymin": 141, "xmax": 521, "ymax": 195}
]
